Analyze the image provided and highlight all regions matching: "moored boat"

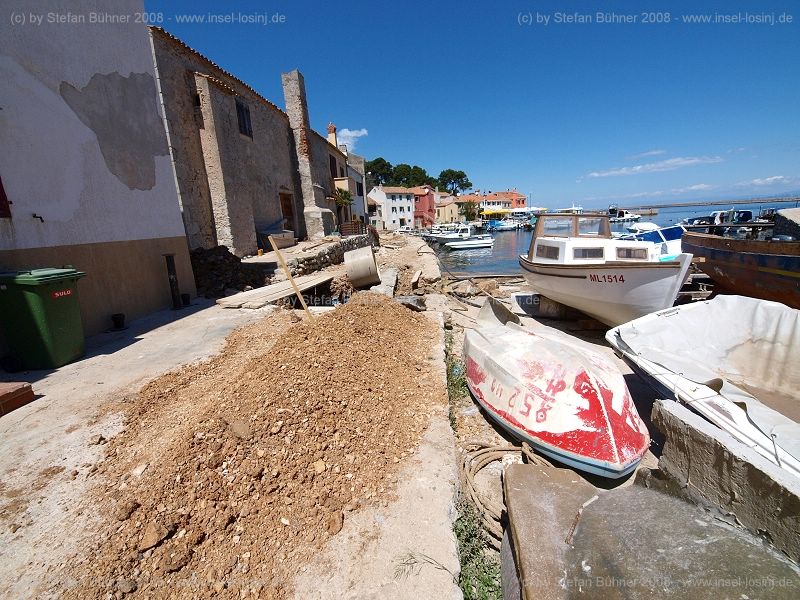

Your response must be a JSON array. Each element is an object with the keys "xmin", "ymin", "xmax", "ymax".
[
  {"xmin": 432, "ymin": 223, "xmax": 472, "ymax": 244},
  {"xmin": 444, "ymin": 234, "xmax": 495, "ymax": 250},
  {"xmin": 519, "ymin": 213, "xmax": 693, "ymax": 326},
  {"xmin": 681, "ymin": 232, "xmax": 800, "ymax": 309},
  {"xmin": 606, "ymin": 295, "xmax": 800, "ymax": 478},
  {"xmin": 464, "ymin": 299, "xmax": 650, "ymax": 478}
]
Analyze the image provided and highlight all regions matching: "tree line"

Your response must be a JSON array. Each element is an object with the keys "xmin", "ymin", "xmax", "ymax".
[{"xmin": 365, "ymin": 157, "xmax": 472, "ymax": 196}]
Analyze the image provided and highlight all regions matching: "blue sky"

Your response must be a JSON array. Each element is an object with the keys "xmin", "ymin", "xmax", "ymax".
[{"xmin": 145, "ymin": 0, "xmax": 799, "ymax": 208}]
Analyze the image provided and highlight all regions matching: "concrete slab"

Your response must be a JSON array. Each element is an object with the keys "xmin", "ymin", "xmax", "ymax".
[
  {"xmin": 503, "ymin": 463, "xmax": 598, "ymax": 600},
  {"xmin": 652, "ymin": 399, "xmax": 800, "ymax": 562}
]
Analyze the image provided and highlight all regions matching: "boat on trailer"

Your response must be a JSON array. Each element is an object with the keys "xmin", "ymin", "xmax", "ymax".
[
  {"xmin": 464, "ymin": 299, "xmax": 650, "ymax": 478},
  {"xmin": 519, "ymin": 213, "xmax": 693, "ymax": 327},
  {"xmin": 444, "ymin": 234, "xmax": 495, "ymax": 250},
  {"xmin": 606, "ymin": 295, "xmax": 800, "ymax": 478}
]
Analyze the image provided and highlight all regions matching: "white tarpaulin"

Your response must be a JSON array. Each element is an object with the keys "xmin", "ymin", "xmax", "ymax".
[{"xmin": 607, "ymin": 295, "xmax": 800, "ymax": 475}]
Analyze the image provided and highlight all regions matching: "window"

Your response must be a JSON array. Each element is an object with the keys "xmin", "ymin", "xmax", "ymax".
[
  {"xmin": 0, "ymin": 176, "xmax": 10, "ymax": 218},
  {"xmin": 339, "ymin": 166, "xmax": 345, "ymax": 178},
  {"xmin": 236, "ymin": 99, "xmax": 252, "ymax": 138},
  {"xmin": 391, "ymin": 195, "xmax": 396, "ymax": 201},
  {"xmin": 329, "ymin": 155, "xmax": 337, "ymax": 179},
  {"xmin": 356, "ymin": 182, "xmax": 364, "ymax": 196},
  {"xmin": 617, "ymin": 247, "xmax": 648, "ymax": 260},
  {"xmin": 535, "ymin": 244, "xmax": 560, "ymax": 260},
  {"xmin": 391, "ymin": 206, "xmax": 397, "ymax": 213},
  {"xmin": 399, "ymin": 206, "xmax": 404, "ymax": 212},
  {"xmin": 574, "ymin": 248, "xmax": 604, "ymax": 259},
  {"xmin": 193, "ymin": 93, "xmax": 201, "ymax": 107}
]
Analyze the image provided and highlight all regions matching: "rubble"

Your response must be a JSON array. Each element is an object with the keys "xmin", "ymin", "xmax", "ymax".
[
  {"xmin": 190, "ymin": 246, "xmax": 269, "ymax": 298},
  {"xmin": 63, "ymin": 293, "xmax": 444, "ymax": 599}
]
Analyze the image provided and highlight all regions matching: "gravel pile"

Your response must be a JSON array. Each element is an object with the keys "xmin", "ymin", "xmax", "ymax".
[{"xmin": 64, "ymin": 293, "xmax": 443, "ymax": 599}]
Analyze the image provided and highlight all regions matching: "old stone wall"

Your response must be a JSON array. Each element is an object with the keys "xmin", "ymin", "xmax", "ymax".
[
  {"xmin": 150, "ymin": 29, "xmax": 302, "ymax": 256},
  {"xmin": 275, "ymin": 235, "xmax": 374, "ymax": 278}
]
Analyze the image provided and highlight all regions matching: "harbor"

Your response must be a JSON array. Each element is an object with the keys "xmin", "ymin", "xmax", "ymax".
[{"xmin": 2, "ymin": 2, "xmax": 799, "ymax": 599}]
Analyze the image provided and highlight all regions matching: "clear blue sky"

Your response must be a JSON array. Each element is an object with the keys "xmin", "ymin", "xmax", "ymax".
[{"xmin": 145, "ymin": 0, "xmax": 799, "ymax": 208}]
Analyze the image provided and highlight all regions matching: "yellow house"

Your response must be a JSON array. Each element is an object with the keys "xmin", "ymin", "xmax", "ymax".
[{"xmin": 435, "ymin": 198, "xmax": 461, "ymax": 223}]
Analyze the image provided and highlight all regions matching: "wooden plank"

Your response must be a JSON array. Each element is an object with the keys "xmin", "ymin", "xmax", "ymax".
[
  {"xmin": 217, "ymin": 273, "xmax": 334, "ymax": 308},
  {"xmin": 268, "ymin": 235, "xmax": 313, "ymax": 318}
]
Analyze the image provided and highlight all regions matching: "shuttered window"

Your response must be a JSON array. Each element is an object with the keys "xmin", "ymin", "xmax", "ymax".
[{"xmin": 0, "ymin": 176, "xmax": 10, "ymax": 218}]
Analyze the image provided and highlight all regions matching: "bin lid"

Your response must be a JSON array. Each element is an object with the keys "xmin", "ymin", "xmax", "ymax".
[{"xmin": 0, "ymin": 268, "xmax": 86, "ymax": 285}]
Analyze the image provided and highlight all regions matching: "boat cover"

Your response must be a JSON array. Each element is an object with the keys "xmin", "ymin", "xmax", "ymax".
[{"xmin": 607, "ymin": 295, "xmax": 800, "ymax": 475}]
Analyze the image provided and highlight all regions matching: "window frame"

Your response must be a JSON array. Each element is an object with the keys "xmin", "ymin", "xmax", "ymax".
[{"xmin": 235, "ymin": 98, "xmax": 253, "ymax": 138}]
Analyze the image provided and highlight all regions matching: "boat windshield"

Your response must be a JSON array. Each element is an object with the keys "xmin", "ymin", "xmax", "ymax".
[{"xmin": 528, "ymin": 213, "xmax": 612, "ymax": 256}]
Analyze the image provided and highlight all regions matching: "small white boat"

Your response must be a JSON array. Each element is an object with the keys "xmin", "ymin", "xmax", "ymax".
[
  {"xmin": 464, "ymin": 299, "xmax": 650, "ymax": 478},
  {"xmin": 490, "ymin": 220, "xmax": 518, "ymax": 231},
  {"xmin": 609, "ymin": 208, "xmax": 642, "ymax": 223},
  {"xmin": 444, "ymin": 235, "xmax": 495, "ymax": 250},
  {"xmin": 433, "ymin": 224, "xmax": 472, "ymax": 244},
  {"xmin": 519, "ymin": 213, "xmax": 693, "ymax": 327},
  {"xmin": 606, "ymin": 295, "xmax": 800, "ymax": 478}
]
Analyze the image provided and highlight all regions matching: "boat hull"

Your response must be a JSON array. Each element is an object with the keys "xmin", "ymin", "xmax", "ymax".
[
  {"xmin": 518, "ymin": 254, "xmax": 692, "ymax": 326},
  {"xmin": 682, "ymin": 232, "xmax": 800, "ymax": 309},
  {"xmin": 464, "ymin": 324, "xmax": 649, "ymax": 478}
]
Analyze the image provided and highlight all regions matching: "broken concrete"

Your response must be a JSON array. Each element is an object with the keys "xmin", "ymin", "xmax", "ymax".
[
  {"xmin": 651, "ymin": 400, "xmax": 800, "ymax": 562},
  {"xmin": 370, "ymin": 268, "xmax": 398, "ymax": 297}
]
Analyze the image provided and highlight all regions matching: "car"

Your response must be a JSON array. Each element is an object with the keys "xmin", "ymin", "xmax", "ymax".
[{"xmin": 396, "ymin": 225, "xmax": 413, "ymax": 233}]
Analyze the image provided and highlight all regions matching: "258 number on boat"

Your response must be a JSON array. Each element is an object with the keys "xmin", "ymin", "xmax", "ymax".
[{"xmin": 589, "ymin": 274, "xmax": 625, "ymax": 283}]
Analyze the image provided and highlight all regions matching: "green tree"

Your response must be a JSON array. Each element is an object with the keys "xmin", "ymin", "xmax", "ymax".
[
  {"xmin": 333, "ymin": 188, "xmax": 353, "ymax": 207},
  {"xmin": 365, "ymin": 157, "xmax": 393, "ymax": 189},
  {"xmin": 459, "ymin": 200, "xmax": 479, "ymax": 222},
  {"xmin": 438, "ymin": 169, "xmax": 473, "ymax": 195}
]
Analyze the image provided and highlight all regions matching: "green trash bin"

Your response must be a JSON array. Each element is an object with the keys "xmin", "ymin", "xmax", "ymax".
[{"xmin": 0, "ymin": 268, "xmax": 87, "ymax": 370}]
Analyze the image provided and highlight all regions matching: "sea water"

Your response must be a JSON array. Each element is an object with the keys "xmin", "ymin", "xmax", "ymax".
[{"xmin": 436, "ymin": 200, "xmax": 799, "ymax": 277}]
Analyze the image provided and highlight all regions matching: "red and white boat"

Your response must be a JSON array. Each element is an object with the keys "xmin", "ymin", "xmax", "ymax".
[{"xmin": 464, "ymin": 299, "xmax": 650, "ymax": 478}]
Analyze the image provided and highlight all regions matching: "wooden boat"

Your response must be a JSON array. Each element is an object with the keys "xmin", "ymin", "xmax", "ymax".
[
  {"xmin": 519, "ymin": 213, "xmax": 693, "ymax": 326},
  {"xmin": 464, "ymin": 299, "xmax": 650, "ymax": 478},
  {"xmin": 444, "ymin": 234, "xmax": 495, "ymax": 250},
  {"xmin": 681, "ymin": 232, "xmax": 800, "ymax": 309},
  {"xmin": 606, "ymin": 295, "xmax": 800, "ymax": 478}
]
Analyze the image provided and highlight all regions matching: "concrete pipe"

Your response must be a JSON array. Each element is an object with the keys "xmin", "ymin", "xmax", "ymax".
[{"xmin": 344, "ymin": 246, "xmax": 381, "ymax": 288}]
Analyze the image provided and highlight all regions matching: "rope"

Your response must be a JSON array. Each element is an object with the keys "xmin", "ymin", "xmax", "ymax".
[{"xmin": 458, "ymin": 439, "xmax": 556, "ymax": 550}]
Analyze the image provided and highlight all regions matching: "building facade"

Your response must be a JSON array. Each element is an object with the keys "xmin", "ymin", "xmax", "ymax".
[
  {"xmin": 367, "ymin": 186, "xmax": 415, "ymax": 230},
  {"xmin": 0, "ymin": 0, "xmax": 196, "ymax": 338},
  {"xmin": 435, "ymin": 198, "xmax": 461, "ymax": 223},
  {"xmin": 150, "ymin": 28, "xmax": 350, "ymax": 253},
  {"xmin": 412, "ymin": 185, "xmax": 437, "ymax": 228}
]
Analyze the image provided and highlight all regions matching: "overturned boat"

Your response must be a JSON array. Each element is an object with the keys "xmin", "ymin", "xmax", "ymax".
[
  {"xmin": 464, "ymin": 299, "xmax": 650, "ymax": 478},
  {"xmin": 606, "ymin": 295, "xmax": 800, "ymax": 478}
]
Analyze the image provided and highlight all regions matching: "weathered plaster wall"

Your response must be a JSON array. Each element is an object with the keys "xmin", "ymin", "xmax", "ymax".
[
  {"xmin": 150, "ymin": 29, "xmax": 301, "ymax": 255},
  {"xmin": 0, "ymin": 0, "xmax": 196, "ymax": 339}
]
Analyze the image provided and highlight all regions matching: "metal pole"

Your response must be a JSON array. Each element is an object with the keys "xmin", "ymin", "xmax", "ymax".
[{"xmin": 163, "ymin": 254, "xmax": 182, "ymax": 310}]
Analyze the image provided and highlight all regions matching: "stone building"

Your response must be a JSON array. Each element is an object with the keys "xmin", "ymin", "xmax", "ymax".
[
  {"xmin": 149, "ymin": 28, "xmax": 351, "ymax": 253},
  {"xmin": 0, "ymin": 0, "xmax": 195, "ymax": 339}
]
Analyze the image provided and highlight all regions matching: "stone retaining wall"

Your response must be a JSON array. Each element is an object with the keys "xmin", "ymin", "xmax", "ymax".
[{"xmin": 284, "ymin": 234, "xmax": 374, "ymax": 277}]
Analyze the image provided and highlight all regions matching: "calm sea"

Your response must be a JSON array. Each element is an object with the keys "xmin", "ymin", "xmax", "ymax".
[{"xmin": 436, "ymin": 199, "xmax": 800, "ymax": 277}]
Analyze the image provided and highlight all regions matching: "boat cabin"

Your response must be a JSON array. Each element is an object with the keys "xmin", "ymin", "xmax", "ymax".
[{"xmin": 526, "ymin": 213, "xmax": 664, "ymax": 264}]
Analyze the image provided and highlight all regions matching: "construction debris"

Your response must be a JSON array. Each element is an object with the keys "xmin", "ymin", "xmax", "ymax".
[
  {"xmin": 63, "ymin": 293, "xmax": 444, "ymax": 599},
  {"xmin": 216, "ymin": 273, "xmax": 335, "ymax": 309}
]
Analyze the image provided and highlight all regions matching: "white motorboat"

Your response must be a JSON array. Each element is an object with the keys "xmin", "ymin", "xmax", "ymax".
[
  {"xmin": 606, "ymin": 295, "xmax": 800, "ymax": 478},
  {"xmin": 518, "ymin": 213, "xmax": 693, "ymax": 327},
  {"xmin": 489, "ymin": 220, "xmax": 518, "ymax": 231},
  {"xmin": 464, "ymin": 299, "xmax": 650, "ymax": 478},
  {"xmin": 444, "ymin": 234, "xmax": 495, "ymax": 250},
  {"xmin": 433, "ymin": 224, "xmax": 472, "ymax": 244},
  {"xmin": 609, "ymin": 208, "xmax": 642, "ymax": 223}
]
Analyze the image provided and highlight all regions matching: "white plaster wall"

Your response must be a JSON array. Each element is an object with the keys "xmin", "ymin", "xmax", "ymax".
[{"xmin": 0, "ymin": 0, "xmax": 185, "ymax": 251}]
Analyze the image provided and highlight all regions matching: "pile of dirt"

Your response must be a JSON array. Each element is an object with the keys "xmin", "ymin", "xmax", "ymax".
[
  {"xmin": 64, "ymin": 293, "xmax": 443, "ymax": 599},
  {"xmin": 190, "ymin": 246, "xmax": 269, "ymax": 297}
]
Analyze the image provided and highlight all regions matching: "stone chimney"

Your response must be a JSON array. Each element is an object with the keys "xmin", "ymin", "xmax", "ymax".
[
  {"xmin": 327, "ymin": 122, "xmax": 338, "ymax": 148},
  {"xmin": 281, "ymin": 70, "xmax": 335, "ymax": 240}
]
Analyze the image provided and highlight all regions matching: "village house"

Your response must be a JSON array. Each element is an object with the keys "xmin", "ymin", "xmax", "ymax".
[
  {"xmin": 328, "ymin": 124, "xmax": 368, "ymax": 226},
  {"xmin": 367, "ymin": 186, "xmax": 415, "ymax": 230},
  {"xmin": 435, "ymin": 197, "xmax": 461, "ymax": 223},
  {"xmin": 412, "ymin": 185, "xmax": 437, "ymax": 228},
  {"xmin": 149, "ymin": 27, "xmax": 356, "ymax": 254},
  {"xmin": 0, "ymin": 5, "xmax": 196, "ymax": 338}
]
